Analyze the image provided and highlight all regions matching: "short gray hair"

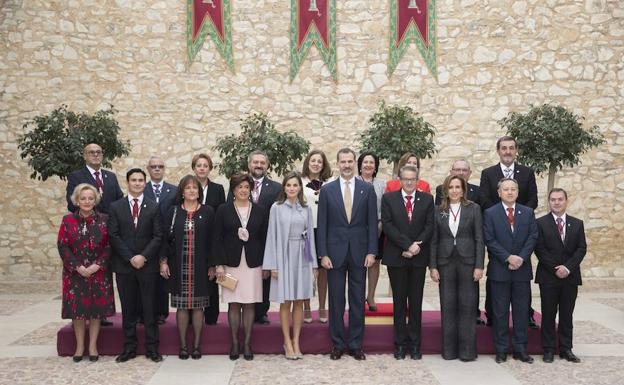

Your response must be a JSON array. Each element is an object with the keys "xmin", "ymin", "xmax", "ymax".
[
  {"xmin": 70, "ymin": 183, "xmax": 101, "ymax": 207},
  {"xmin": 247, "ymin": 150, "xmax": 269, "ymax": 165},
  {"xmin": 398, "ymin": 164, "xmax": 419, "ymax": 179},
  {"xmin": 496, "ymin": 177, "xmax": 518, "ymax": 189}
]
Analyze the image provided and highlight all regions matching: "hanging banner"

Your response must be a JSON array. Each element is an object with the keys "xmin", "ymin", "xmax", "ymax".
[
  {"xmin": 289, "ymin": 0, "xmax": 337, "ymax": 82},
  {"xmin": 187, "ymin": 0, "xmax": 234, "ymax": 71},
  {"xmin": 388, "ymin": 0, "xmax": 437, "ymax": 78}
]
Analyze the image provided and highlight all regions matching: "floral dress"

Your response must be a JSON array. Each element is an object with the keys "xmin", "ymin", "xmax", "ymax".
[{"xmin": 57, "ymin": 212, "xmax": 115, "ymax": 320}]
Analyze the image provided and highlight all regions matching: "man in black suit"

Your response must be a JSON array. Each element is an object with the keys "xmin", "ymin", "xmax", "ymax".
[
  {"xmin": 246, "ymin": 150, "xmax": 281, "ymax": 325},
  {"xmin": 66, "ymin": 143, "xmax": 124, "ymax": 214},
  {"xmin": 317, "ymin": 148, "xmax": 378, "ymax": 361},
  {"xmin": 535, "ymin": 188, "xmax": 586, "ymax": 363},
  {"xmin": 108, "ymin": 168, "xmax": 163, "ymax": 363},
  {"xmin": 142, "ymin": 156, "xmax": 177, "ymax": 325},
  {"xmin": 434, "ymin": 159, "xmax": 479, "ymax": 205},
  {"xmin": 479, "ymin": 136, "xmax": 539, "ymax": 328},
  {"xmin": 65, "ymin": 143, "xmax": 123, "ymax": 326},
  {"xmin": 381, "ymin": 165, "xmax": 434, "ymax": 360},
  {"xmin": 483, "ymin": 178, "xmax": 538, "ymax": 364}
]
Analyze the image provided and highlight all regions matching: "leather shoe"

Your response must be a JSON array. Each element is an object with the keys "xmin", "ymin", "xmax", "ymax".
[
  {"xmin": 115, "ymin": 351, "xmax": 136, "ymax": 363},
  {"xmin": 512, "ymin": 352, "xmax": 534, "ymax": 363},
  {"xmin": 543, "ymin": 352, "xmax": 554, "ymax": 363},
  {"xmin": 101, "ymin": 319, "xmax": 113, "ymax": 327},
  {"xmin": 476, "ymin": 317, "xmax": 485, "ymax": 325},
  {"xmin": 528, "ymin": 316, "xmax": 539, "ymax": 329},
  {"xmin": 89, "ymin": 355, "xmax": 99, "ymax": 362},
  {"xmin": 72, "ymin": 355, "xmax": 83, "ymax": 363},
  {"xmin": 394, "ymin": 346, "xmax": 406, "ymax": 360},
  {"xmin": 329, "ymin": 347, "xmax": 345, "ymax": 360},
  {"xmin": 495, "ymin": 353, "xmax": 507, "ymax": 363},
  {"xmin": 349, "ymin": 348, "xmax": 366, "ymax": 361},
  {"xmin": 254, "ymin": 315, "xmax": 270, "ymax": 325},
  {"xmin": 560, "ymin": 350, "xmax": 581, "ymax": 363},
  {"xmin": 146, "ymin": 352, "xmax": 163, "ymax": 362},
  {"xmin": 410, "ymin": 347, "xmax": 422, "ymax": 360}
]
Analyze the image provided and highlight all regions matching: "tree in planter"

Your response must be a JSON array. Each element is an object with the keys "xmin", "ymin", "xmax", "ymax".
[
  {"xmin": 359, "ymin": 100, "xmax": 437, "ymax": 176},
  {"xmin": 18, "ymin": 105, "xmax": 131, "ymax": 181},
  {"xmin": 214, "ymin": 112, "xmax": 310, "ymax": 178},
  {"xmin": 499, "ymin": 103, "xmax": 605, "ymax": 199}
]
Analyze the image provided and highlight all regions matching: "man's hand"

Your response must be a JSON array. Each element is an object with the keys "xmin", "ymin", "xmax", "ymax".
[
  {"xmin": 160, "ymin": 262, "xmax": 170, "ymax": 279},
  {"xmin": 555, "ymin": 265, "xmax": 570, "ymax": 279},
  {"xmin": 506, "ymin": 255, "xmax": 523, "ymax": 270},
  {"xmin": 408, "ymin": 241, "xmax": 422, "ymax": 255},
  {"xmin": 321, "ymin": 256, "xmax": 333, "ymax": 269},
  {"xmin": 364, "ymin": 254, "xmax": 376, "ymax": 268},
  {"xmin": 401, "ymin": 251, "xmax": 414, "ymax": 259},
  {"xmin": 430, "ymin": 268, "xmax": 440, "ymax": 283},
  {"xmin": 473, "ymin": 268, "xmax": 483, "ymax": 282},
  {"xmin": 130, "ymin": 255, "xmax": 146, "ymax": 269}
]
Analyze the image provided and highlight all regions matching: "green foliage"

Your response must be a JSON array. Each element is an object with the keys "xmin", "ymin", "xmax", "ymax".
[
  {"xmin": 499, "ymin": 104, "xmax": 605, "ymax": 175},
  {"xmin": 213, "ymin": 112, "xmax": 310, "ymax": 178},
  {"xmin": 17, "ymin": 105, "xmax": 131, "ymax": 181},
  {"xmin": 359, "ymin": 101, "xmax": 436, "ymax": 172}
]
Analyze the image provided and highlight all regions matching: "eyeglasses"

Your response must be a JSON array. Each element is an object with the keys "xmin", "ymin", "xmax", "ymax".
[
  {"xmin": 86, "ymin": 150, "xmax": 102, "ymax": 156},
  {"xmin": 149, "ymin": 165, "xmax": 165, "ymax": 170},
  {"xmin": 400, "ymin": 178, "xmax": 417, "ymax": 183},
  {"xmin": 452, "ymin": 168, "xmax": 470, "ymax": 173}
]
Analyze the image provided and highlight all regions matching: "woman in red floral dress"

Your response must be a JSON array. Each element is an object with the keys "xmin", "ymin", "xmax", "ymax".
[{"xmin": 58, "ymin": 183, "xmax": 115, "ymax": 362}]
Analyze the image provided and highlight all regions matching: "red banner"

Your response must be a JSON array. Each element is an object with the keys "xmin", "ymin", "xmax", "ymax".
[
  {"xmin": 297, "ymin": 0, "xmax": 329, "ymax": 49},
  {"xmin": 397, "ymin": 0, "xmax": 428, "ymax": 47},
  {"xmin": 192, "ymin": 0, "xmax": 224, "ymax": 43}
]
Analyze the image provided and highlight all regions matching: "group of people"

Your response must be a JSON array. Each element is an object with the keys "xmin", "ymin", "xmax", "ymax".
[{"xmin": 58, "ymin": 137, "xmax": 586, "ymax": 366}]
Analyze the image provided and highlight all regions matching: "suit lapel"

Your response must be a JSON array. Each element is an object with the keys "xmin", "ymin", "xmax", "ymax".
[
  {"xmin": 329, "ymin": 180, "xmax": 349, "ymax": 223},
  {"xmin": 547, "ymin": 213, "xmax": 565, "ymax": 246},
  {"xmin": 351, "ymin": 179, "xmax": 365, "ymax": 218},
  {"xmin": 497, "ymin": 204, "xmax": 514, "ymax": 237},
  {"xmin": 136, "ymin": 200, "xmax": 150, "ymax": 230},
  {"xmin": 394, "ymin": 192, "xmax": 410, "ymax": 224}
]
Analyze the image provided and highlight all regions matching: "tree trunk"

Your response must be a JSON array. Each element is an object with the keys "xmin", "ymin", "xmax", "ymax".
[{"xmin": 546, "ymin": 164, "xmax": 557, "ymax": 203}]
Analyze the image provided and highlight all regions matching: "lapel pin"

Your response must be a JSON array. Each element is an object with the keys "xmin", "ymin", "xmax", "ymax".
[
  {"xmin": 518, "ymin": 210, "xmax": 522, "ymax": 215},
  {"xmin": 143, "ymin": 204, "xmax": 147, "ymax": 208},
  {"xmin": 166, "ymin": 189, "xmax": 170, "ymax": 193},
  {"xmin": 360, "ymin": 190, "xmax": 363, "ymax": 194},
  {"xmin": 199, "ymin": 215, "xmax": 202, "ymax": 219},
  {"xmin": 417, "ymin": 197, "xmax": 420, "ymax": 201}
]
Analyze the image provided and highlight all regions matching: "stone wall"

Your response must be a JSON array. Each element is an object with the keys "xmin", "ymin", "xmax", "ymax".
[{"xmin": 0, "ymin": 0, "xmax": 622, "ymax": 278}]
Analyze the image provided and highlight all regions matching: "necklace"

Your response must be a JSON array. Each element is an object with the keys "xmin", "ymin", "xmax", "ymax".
[{"xmin": 449, "ymin": 204, "xmax": 461, "ymax": 223}]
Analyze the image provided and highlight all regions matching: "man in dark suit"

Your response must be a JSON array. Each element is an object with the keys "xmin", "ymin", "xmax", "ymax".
[
  {"xmin": 142, "ymin": 156, "xmax": 177, "ymax": 325},
  {"xmin": 483, "ymin": 178, "xmax": 538, "ymax": 364},
  {"xmin": 535, "ymin": 188, "xmax": 586, "ymax": 363},
  {"xmin": 246, "ymin": 150, "xmax": 281, "ymax": 324},
  {"xmin": 66, "ymin": 143, "xmax": 124, "ymax": 214},
  {"xmin": 381, "ymin": 164, "xmax": 434, "ymax": 360},
  {"xmin": 434, "ymin": 159, "xmax": 479, "ymax": 205},
  {"xmin": 479, "ymin": 136, "xmax": 539, "ymax": 328},
  {"xmin": 317, "ymin": 148, "xmax": 378, "ymax": 361},
  {"xmin": 108, "ymin": 168, "xmax": 163, "ymax": 363}
]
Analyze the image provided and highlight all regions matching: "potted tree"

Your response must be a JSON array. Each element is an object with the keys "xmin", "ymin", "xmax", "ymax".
[
  {"xmin": 499, "ymin": 103, "xmax": 605, "ymax": 199},
  {"xmin": 18, "ymin": 105, "xmax": 130, "ymax": 181},
  {"xmin": 213, "ymin": 112, "xmax": 310, "ymax": 178}
]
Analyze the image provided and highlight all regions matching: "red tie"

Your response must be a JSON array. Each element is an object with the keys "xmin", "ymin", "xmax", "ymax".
[
  {"xmin": 406, "ymin": 195, "xmax": 413, "ymax": 223},
  {"xmin": 507, "ymin": 207, "xmax": 514, "ymax": 228},
  {"xmin": 94, "ymin": 171, "xmax": 103, "ymax": 193},
  {"xmin": 132, "ymin": 198, "xmax": 139, "ymax": 228},
  {"xmin": 556, "ymin": 217, "xmax": 564, "ymax": 239}
]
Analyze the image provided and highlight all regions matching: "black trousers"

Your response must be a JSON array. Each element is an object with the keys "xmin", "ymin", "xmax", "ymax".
[
  {"xmin": 439, "ymin": 257, "xmax": 477, "ymax": 360},
  {"xmin": 327, "ymin": 252, "xmax": 367, "ymax": 350},
  {"xmin": 135, "ymin": 275, "xmax": 169, "ymax": 320},
  {"xmin": 203, "ymin": 279, "xmax": 220, "ymax": 324},
  {"xmin": 254, "ymin": 276, "xmax": 271, "ymax": 320},
  {"xmin": 387, "ymin": 265, "xmax": 426, "ymax": 349},
  {"xmin": 539, "ymin": 283, "xmax": 578, "ymax": 353},
  {"xmin": 490, "ymin": 280, "xmax": 530, "ymax": 354},
  {"xmin": 116, "ymin": 272, "xmax": 159, "ymax": 354}
]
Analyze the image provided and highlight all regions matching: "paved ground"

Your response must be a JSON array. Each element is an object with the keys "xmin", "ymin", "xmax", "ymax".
[{"xmin": 0, "ymin": 278, "xmax": 623, "ymax": 385}]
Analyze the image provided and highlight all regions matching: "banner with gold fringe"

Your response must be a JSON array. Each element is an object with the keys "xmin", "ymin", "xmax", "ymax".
[{"xmin": 187, "ymin": 0, "xmax": 234, "ymax": 71}]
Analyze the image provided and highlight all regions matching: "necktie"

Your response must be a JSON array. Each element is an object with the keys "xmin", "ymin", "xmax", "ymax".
[
  {"xmin": 132, "ymin": 198, "xmax": 139, "ymax": 228},
  {"xmin": 343, "ymin": 180, "xmax": 352, "ymax": 223},
  {"xmin": 504, "ymin": 168, "xmax": 513, "ymax": 178},
  {"xmin": 153, "ymin": 183, "xmax": 161, "ymax": 203},
  {"xmin": 556, "ymin": 217, "xmax": 564, "ymax": 240},
  {"xmin": 252, "ymin": 181, "xmax": 260, "ymax": 203},
  {"xmin": 507, "ymin": 207, "xmax": 514, "ymax": 230},
  {"xmin": 94, "ymin": 171, "xmax": 103, "ymax": 193},
  {"xmin": 405, "ymin": 195, "xmax": 413, "ymax": 223}
]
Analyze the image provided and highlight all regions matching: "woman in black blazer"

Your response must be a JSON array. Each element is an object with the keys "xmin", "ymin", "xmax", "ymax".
[
  {"xmin": 213, "ymin": 173, "xmax": 268, "ymax": 361},
  {"xmin": 430, "ymin": 175, "xmax": 484, "ymax": 361}
]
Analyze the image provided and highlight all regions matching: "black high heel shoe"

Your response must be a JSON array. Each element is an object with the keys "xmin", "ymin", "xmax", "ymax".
[
  {"xmin": 243, "ymin": 345, "xmax": 254, "ymax": 361},
  {"xmin": 72, "ymin": 355, "xmax": 83, "ymax": 363},
  {"xmin": 179, "ymin": 346, "xmax": 189, "ymax": 360},
  {"xmin": 191, "ymin": 346, "xmax": 202, "ymax": 360},
  {"xmin": 229, "ymin": 344, "xmax": 239, "ymax": 361}
]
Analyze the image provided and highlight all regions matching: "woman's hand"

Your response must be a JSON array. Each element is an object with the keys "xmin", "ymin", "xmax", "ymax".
[
  {"xmin": 473, "ymin": 268, "xmax": 483, "ymax": 282},
  {"xmin": 77, "ymin": 265, "xmax": 91, "ymax": 278},
  {"xmin": 160, "ymin": 262, "xmax": 170, "ymax": 279},
  {"xmin": 208, "ymin": 266, "xmax": 216, "ymax": 280},
  {"xmin": 270, "ymin": 270, "xmax": 278, "ymax": 280},
  {"xmin": 215, "ymin": 265, "xmax": 226, "ymax": 281},
  {"xmin": 430, "ymin": 268, "xmax": 440, "ymax": 283},
  {"xmin": 87, "ymin": 264, "xmax": 100, "ymax": 275}
]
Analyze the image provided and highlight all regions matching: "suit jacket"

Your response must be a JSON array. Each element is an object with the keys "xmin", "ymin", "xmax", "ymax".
[
  {"xmin": 316, "ymin": 178, "xmax": 378, "ymax": 267},
  {"xmin": 202, "ymin": 180, "xmax": 226, "ymax": 212},
  {"xmin": 535, "ymin": 213, "xmax": 586, "ymax": 287},
  {"xmin": 483, "ymin": 203, "xmax": 538, "ymax": 282},
  {"xmin": 478, "ymin": 163, "xmax": 538, "ymax": 211},
  {"xmin": 66, "ymin": 167, "xmax": 124, "ymax": 214},
  {"xmin": 430, "ymin": 202, "xmax": 485, "ymax": 269},
  {"xmin": 434, "ymin": 183, "xmax": 480, "ymax": 206},
  {"xmin": 381, "ymin": 190, "xmax": 434, "ymax": 268},
  {"xmin": 107, "ymin": 196, "xmax": 163, "ymax": 275},
  {"xmin": 212, "ymin": 201, "xmax": 268, "ymax": 268},
  {"xmin": 144, "ymin": 180, "xmax": 177, "ymax": 221}
]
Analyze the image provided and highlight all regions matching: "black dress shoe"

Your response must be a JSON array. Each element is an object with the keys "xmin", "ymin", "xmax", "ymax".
[
  {"xmin": 460, "ymin": 357, "xmax": 476, "ymax": 362},
  {"xmin": 101, "ymin": 319, "xmax": 113, "ymax": 327},
  {"xmin": 512, "ymin": 352, "xmax": 534, "ymax": 363},
  {"xmin": 146, "ymin": 352, "xmax": 163, "ymax": 362},
  {"xmin": 495, "ymin": 353, "xmax": 507, "ymax": 363},
  {"xmin": 329, "ymin": 347, "xmax": 345, "ymax": 360},
  {"xmin": 254, "ymin": 315, "xmax": 270, "ymax": 325},
  {"xmin": 72, "ymin": 355, "xmax": 83, "ymax": 363},
  {"xmin": 349, "ymin": 349, "xmax": 366, "ymax": 361},
  {"xmin": 156, "ymin": 316, "xmax": 166, "ymax": 325},
  {"xmin": 89, "ymin": 355, "xmax": 99, "ymax": 362},
  {"xmin": 543, "ymin": 352, "xmax": 554, "ymax": 363},
  {"xmin": 136, "ymin": 318, "xmax": 144, "ymax": 325},
  {"xmin": 115, "ymin": 351, "xmax": 136, "ymax": 363},
  {"xmin": 394, "ymin": 346, "xmax": 406, "ymax": 360},
  {"xmin": 476, "ymin": 318, "xmax": 485, "ymax": 325},
  {"xmin": 410, "ymin": 347, "xmax": 422, "ymax": 360},
  {"xmin": 179, "ymin": 346, "xmax": 189, "ymax": 360},
  {"xmin": 560, "ymin": 350, "xmax": 581, "ymax": 363},
  {"xmin": 528, "ymin": 316, "xmax": 539, "ymax": 329}
]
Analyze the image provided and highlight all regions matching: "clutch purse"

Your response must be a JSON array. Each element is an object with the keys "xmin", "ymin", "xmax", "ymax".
[{"xmin": 217, "ymin": 273, "xmax": 238, "ymax": 291}]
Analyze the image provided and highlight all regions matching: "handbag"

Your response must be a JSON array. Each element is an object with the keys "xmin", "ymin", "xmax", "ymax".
[{"xmin": 217, "ymin": 273, "xmax": 238, "ymax": 291}]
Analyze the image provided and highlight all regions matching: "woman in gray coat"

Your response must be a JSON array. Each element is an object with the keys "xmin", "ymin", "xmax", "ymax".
[{"xmin": 430, "ymin": 175, "xmax": 484, "ymax": 361}]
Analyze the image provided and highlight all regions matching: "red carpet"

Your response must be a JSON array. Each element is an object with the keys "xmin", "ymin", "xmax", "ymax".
[{"xmin": 57, "ymin": 311, "xmax": 544, "ymax": 356}]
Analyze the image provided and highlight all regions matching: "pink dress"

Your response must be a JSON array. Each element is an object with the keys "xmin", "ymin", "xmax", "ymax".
[{"xmin": 222, "ymin": 206, "xmax": 263, "ymax": 304}]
